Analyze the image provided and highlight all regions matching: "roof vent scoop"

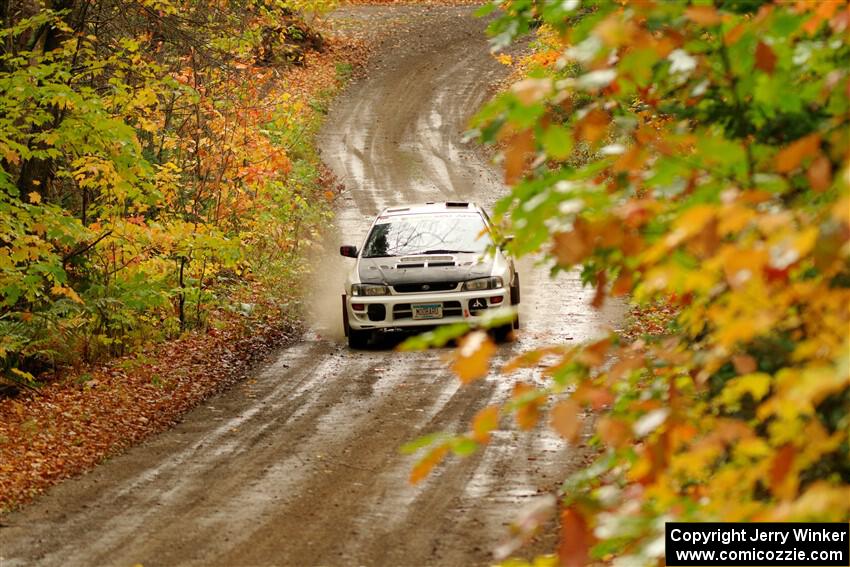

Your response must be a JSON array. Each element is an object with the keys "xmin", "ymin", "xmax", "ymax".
[{"xmin": 445, "ymin": 201, "xmax": 470, "ymax": 208}]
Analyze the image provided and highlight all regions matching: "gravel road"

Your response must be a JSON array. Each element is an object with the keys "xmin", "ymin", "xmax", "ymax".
[{"xmin": 0, "ymin": 6, "xmax": 622, "ymax": 566}]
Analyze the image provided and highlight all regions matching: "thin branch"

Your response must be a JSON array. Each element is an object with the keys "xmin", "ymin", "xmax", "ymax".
[{"xmin": 62, "ymin": 230, "xmax": 113, "ymax": 266}]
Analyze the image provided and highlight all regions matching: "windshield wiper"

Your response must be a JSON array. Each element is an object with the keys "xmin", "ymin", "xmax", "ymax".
[
  {"xmin": 417, "ymin": 249, "xmax": 476, "ymax": 254},
  {"xmin": 363, "ymin": 254, "xmax": 398, "ymax": 258}
]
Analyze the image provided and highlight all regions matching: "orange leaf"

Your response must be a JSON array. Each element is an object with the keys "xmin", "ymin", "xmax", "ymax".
[
  {"xmin": 732, "ymin": 354, "xmax": 757, "ymax": 374},
  {"xmin": 552, "ymin": 227, "xmax": 591, "ymax": 266},
  {"xmin": 502, "ymin": 346, "xmax": 565, "ymax": 374},
  {"xmin": 775, "ymin": 133, "xmax": 821, "ymax": 173},
  {"xmin": 451, "ymin": 331, "xmax": 496, "ymax": 384},
  {"xmin": 755, "ymin": 41, "xmax": 777, "ymax": 74},
  {"xmin": 409, "ymin": 444, "xmax": 449, "ymax": 485},
  {"xmin": 472, "ymin": 405, "xmax": 500, "ymax": 444},
  {"xmin": 723, "ymin": 248, "xmax": 767, "ymax": 289},
  {"xmin": 558, "ymin": 506, "xmax": 594, "ymax": 567},
  {"xmin": 513, "ymin": 382, "xmax": 542, "ymax": 430},
  {"xmin": 685, "ymin": 6, "xmax": 723, "ymax": 26},
  {"xmin": 591, "ymin": 271, "xmax": 607, "ymax": 309},
  {"xmin": 724, "ymin": 22, "xmax": 747, "ymax": 45},
  {"xmin": 597, "ymin": 416, "xmax": 632, "ymax": 448},
  {"xmin": 807, "ymin": 154, "xmax": 832, "ymax": 192},
  {"xmin": 573, "ymin": 382, "xmax": 614, "ymax": 409},
  {"xmin": 550, "ymin": 399, "xmax": 581, "ymax": 442},
  {"xmin": 612, "ymin": 145, "xmax": 644, "ymax": 173},
  {"xmin": 609, "ymin": 352, "xmax": 645, "ymax": 380},
  {"xmin": 577, "ymin": 337, "xmax": 611, "ymax": 367},
  {"xmin": 503, "ymin": 130, "xmax": 535, "ymax": 185},
  {"xmin": 611, "ymin": 270, "xmax": 633, "ymax": 297},
  {"xmin": 575, "ymin": 108, "xmax": 610, "ymax": 144},
  {"xmin": 769, "ymin": 444, "xmax": 797, "ymax": 500},
  {"xmin": 511, "ymin": 77, "xmax": 552, "ymax": 105}
]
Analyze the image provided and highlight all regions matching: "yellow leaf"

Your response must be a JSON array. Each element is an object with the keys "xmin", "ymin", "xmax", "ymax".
[
  {"xmin": 717, "ymin": 204, "xmax": 756, "ymax": 236},
  {"xmin": 667, "ymin": 205, "xmax": 716, "ymax": 247},
  {"xmin": 721, "ymin": 372, "xmax": 771, "ymax": 408},
  {"xmin": 51, "ymin": 285, "xmax": 83, "ymax": 303},
  {"xmin": 776, "ymin": 365, "xmax": 849, "ymax": 409},
  {"xmin": 768, "ymin": 482, "xmax": 850, "ymax": 521},
  {"xmin": 28, "ymin": 192, "xmax": 41, "ymax": 204}
]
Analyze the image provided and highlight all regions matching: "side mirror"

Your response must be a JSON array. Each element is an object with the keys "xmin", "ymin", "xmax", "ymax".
[{"xmin": 340, "ymin": 245, "xmax": 358, "ymax": 258}]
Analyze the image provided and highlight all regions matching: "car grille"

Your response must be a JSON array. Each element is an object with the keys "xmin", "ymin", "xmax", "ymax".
[
  {"xmin": 392, "ymin": 281, "xmax": 459, "ymax": 293},
  {"xmin": 393, "ymin": 300, "xmax": 463, "ymax": 320}
]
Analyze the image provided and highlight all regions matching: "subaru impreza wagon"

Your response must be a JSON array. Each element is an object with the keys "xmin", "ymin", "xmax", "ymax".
[{"xmin": 339, "ymin": 201, "xmax": 520, "ymax": 348}]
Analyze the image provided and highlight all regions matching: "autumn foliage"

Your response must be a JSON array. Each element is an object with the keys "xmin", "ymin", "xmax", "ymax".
[
  {"xmin": 409, "ymin": 1, "xmax": 849, "ymax": 565},
  {"xmin": 1, "ymin": 0, "xmax": 336, "ymax": 385}
]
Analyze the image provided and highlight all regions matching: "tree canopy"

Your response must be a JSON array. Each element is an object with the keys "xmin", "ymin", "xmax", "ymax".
[{"xmin": 409, "ymin": 1, "xmax": 850, "ymax": 564}]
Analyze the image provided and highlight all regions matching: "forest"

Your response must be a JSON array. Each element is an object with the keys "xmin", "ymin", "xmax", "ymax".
[
  {"xmin": 1, "ymin": 0, "xmax": 848, "ymax": 565},
  {"xmin": 1, "ymin": 0, "xmax": 335, "ymax": 386}
]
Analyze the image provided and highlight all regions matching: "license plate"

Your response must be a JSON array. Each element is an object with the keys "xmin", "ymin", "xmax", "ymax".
[{"xmin": 412, "ymin": 303, "xmax": 442, "ymax": 320}]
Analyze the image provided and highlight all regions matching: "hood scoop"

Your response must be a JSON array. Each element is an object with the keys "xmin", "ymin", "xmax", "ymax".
[
  {"xmin": 359, "ymin": 254, "xmax": 493, "ymax": 285},
  {"xmin": 395, "ymin": 255, "xmax": 456, "ymax": 269}
]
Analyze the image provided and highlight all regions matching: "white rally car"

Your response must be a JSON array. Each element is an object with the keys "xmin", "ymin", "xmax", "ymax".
[{"xmin": 339, "ymin": 201, "xmax": 520, "ymax": 348}]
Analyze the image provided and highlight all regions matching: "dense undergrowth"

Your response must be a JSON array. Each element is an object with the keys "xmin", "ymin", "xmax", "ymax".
[{"xmin": 0, "ymin": 0, "xmax": 339, "ymax": 389}]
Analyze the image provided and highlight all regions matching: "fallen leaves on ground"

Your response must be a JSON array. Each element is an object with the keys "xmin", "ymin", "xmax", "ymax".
[{"xmin": 0, "ymin": 291, "xmax": 301, "ymax": 513}]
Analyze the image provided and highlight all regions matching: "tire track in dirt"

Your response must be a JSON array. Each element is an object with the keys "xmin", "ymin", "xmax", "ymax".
[{"xmin": 0, "ymin": 6, "xmax": 623, "ymax": 566}]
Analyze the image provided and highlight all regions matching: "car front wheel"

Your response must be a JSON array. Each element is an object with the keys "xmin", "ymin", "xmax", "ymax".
[
  {"xmin": 348, "ymin": 328, "xmax": 371, "ymax": 349},
  {"xmin": 343, "ymin": 294, "xmax": 371, "ymax": 348}
]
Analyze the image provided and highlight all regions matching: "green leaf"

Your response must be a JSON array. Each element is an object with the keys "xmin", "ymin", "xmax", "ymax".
[{"xmin": 541, "ymin": 125, "xmax": 573, "ymax": 160}]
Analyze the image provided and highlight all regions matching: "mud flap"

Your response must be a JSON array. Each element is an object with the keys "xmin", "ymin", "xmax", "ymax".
[
  {"xmin": 342, "ymin": 294, "xmax": 349, "ymax": 337},
  {"xmin": 510, "ymin": 273, "xmax": 521, "ymax": 329}
]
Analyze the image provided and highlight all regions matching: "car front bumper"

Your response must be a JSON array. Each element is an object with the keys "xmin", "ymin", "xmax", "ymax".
[{"xmin": 345, "ymin": 288, "xmax": 510, "ymax": 331}]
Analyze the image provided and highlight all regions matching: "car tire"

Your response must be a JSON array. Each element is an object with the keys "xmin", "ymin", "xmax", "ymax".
[
  {"xmin": 510, "ymin": 273, "xmax": 521, "ymax": 330},
  {"xmin": 493, "ymin": 323, "xmax": 513, "ymax": 343},
  {"xmin": 348, "ymin": 328, "xmax": 371, "ymax": 349},
  {"xmin": 343, "ymin": 294, "xmax": 371, "ymax": 348}
]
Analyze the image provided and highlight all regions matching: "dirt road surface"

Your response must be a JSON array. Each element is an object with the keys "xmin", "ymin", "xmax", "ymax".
[{"xmin": 0, "ymin": 6, "xmax": 622, "ymax": 566}]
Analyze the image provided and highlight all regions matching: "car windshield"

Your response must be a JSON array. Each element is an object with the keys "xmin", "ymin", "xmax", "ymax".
[{"xmin": 361, "ymin": 213, "xmax": 493, "ymax": 258}]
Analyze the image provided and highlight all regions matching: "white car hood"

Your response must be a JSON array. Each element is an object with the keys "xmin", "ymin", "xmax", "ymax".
[{"xmin": 357, "ymin": 253, "xmax": 494, "ymax": 285}]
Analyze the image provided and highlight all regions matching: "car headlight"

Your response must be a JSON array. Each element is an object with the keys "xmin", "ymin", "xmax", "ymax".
[
  {"xmin": 351, "ymin": 284, "xmax": 389, "ymax": 296},
  {"xmin": 462, "ymin": 276, "xmax": 503, "ymax": 291}
]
